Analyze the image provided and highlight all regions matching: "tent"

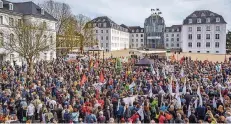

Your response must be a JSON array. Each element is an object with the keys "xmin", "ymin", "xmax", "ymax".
[{"xmin": 135, "ymin": 57, "xmax": 154, "ymax": 66}]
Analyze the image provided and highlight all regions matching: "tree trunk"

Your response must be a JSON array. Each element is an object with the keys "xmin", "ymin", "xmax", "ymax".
[{"xmin": 26, "ymin": 57, "xmax": 34, "ymax": 77}]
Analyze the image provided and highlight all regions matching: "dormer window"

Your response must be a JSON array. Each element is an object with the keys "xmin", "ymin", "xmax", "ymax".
[
  {"xmin": 206, "ymin": 18, "xmax": 210, "ymax": 23},
  {"xmin": 166, "ymin": 29, "xmax": 169, "ymax": 32},
  {"xmin": 0, "ymin": 1, "xmax": 3, "ymax": 8},
  {"xmin": 141, "ymin": 29, "xmax": 143, "ymax": 32},
  {"xmin": 136, "ymin": 29, "xmax": 139, "ymax": 33},
  {"xmin": 197, "ymin": 18, "xmax": 201, "ymax": 23},
  {"xmin": 216, "ymin": 17, "xmax": 220, "ymax": 22},
  {"xmin": 132, "ymin": 30, "xmax": 134, "ymax": 33},
  {"xmin": 192, "ymin": 14, "xmax": 197, "ymax": 17},
  {"xmin": 41, "ymin": 8, "xmax": 44, "ymax": 15},
  {"xmin": 189, "ymin": 19, "xmax": 192, "ymax": 24},
  {"xmin": 201, "ymin": 13, "xmax": 205, "ymax": 17},
  {"xmin": 102, "ymin": 19, "xmax": 105, "ymax": 22},
  {"xmin": 177, "ymin": 28, "xmax": 179, "ymax": 32},
  {"xmin": 210, "ymin": 13, "xmax": 214, "ymax": 16},
  {"xmin": 172, "ymin": 29, "xmax": 174, "ymax": 32},
  {"xmin": 9, "ymin": 3, "xmax": 13, "ymax": 10}
]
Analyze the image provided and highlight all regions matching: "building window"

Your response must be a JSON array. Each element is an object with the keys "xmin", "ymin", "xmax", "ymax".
[
  {"xmin": 172, "ymin": 29, "xmax": 174, "ymax": 32},
  {"xmin": 101, "ymin": 43, "xmax": 103, "ymax": 47},
  {"xmin": 189, "ymin": 51, "xmax": 192, "ymax": 53},
  {"xmin": 136, "ymin": 34, "xmax": 138, "ymax": 37},
  {"xmin": 206, "ymin": 18, "xmax": 210, "ymax": 23},
  {"xmin": 10, "ymin": 33, "xmax": 14, "ymax": 43},
  {"xmin": 197, "ymin": 34, "xmax": 201, "ymax": 40},
  {"xmin": 177, "ymin": 38, "xmax": 179, "ymax": 42},
  {"xmin": 106, "ymin": 36, "xmax": 108, "ymax": 40},
  {"xmin": 106, "ymin": 30, "xmax": 108, "ymax": 33},
  {"xmin": 197, "ymin": 42, "xmax": 201, "ymax": 48},
  {"xmin": 188, "ymin": 42, "xmax": 192, "ymax": 47},
  {"xmin": 166, "ymin": 34, "xmax": 169, "ymax": 37},
  {"xmin": 103, "ymin": 23, "xmax": 107, "ymax": 27},
  {"xmin": 166, "ymin": 29, "xmax": 169, "ymax": 32},
  {"xmin": 206, "ymin": 34, "xmax": 210, "ymax": 39},
  {"xmin": 216, "ymin": 17, "xmax": 220, "ymax": 22},
  {"xmin": 171, "ymin": 34, "xmax": 174, "ymax": 37},
  {"xmin": 141, "ymin": 34, "xmax": 143, "ymax": 37},
  {"xmin": 197, "ymin": 18, "xmax": 201, "ymax": 23},
  {"xmin": 216, "ymin": 51, "xmax": 219, "ymax": 53},
  {"xmin": 106, "ymin": 43, "xmax": 108, "ymax": 47},
  {"xmin": 177, "ymin": 43, "xmax": 179, "ymax": 47},
  {"xmin": 136, "ymin": 39, "xmax": 138, "ymax": 42},
  {"xmin": 101, "ymin": 36, "xmax": 103, "ymax": 40},
  {"xmin": 9, "ymin": 3, "xmax": 13, "ymax": 10},
  {"xmin": 206, "ymin": 26, "xmax": 210, "ymax": 31},
  {"xmin": 171, "ymin": 38, "xmax": 174, "ymax": 41},
  {"xmin": 132, "ymin": 34, "xmax": 134, "ymax": 37},
  {"xmin": 197, "ymin": 51, "xmax": 200, "ymax": 53},
  {"xmin": 0, "ymin": 1, "xmax": 3, "ymax": 8},
  {"xmin": 206, "ymin": 42, "xmax": 210, "ymax": 48},
  {"xmin": 166, "ymin": 43, "xmax": 169, "ymax": 47},
  {"xmin": 215, "ymin": 34, "xmax": 220, "ymax": 39},
  {"xmin": 166, "ymin": 38, "xmax": 169, "ymax": 42},
  {"xmin": 177, "ymin": 34, "xmax": 179, "ymax": 37},
  {"xmin": 0, "ymin": 16, "xmax": 2, "ymax": 24},
  {"xmin": 44, "ymin": 53, "xmax": 47, "ymax": 60},
  {"xmin": 188, "ymin": 27, "xmax": 192, "ymax": 32},
  {"xmin": 197, "ymin": 27, "xmax": 201, "ymax": 31},
  {"xmin": 188, "ymin": 34, "xmax": 192, "ymax": 40},
  {"xmin": 189, "ymin": 19, "xmax": 192, "ymax": 24},
  {"xmin": 132, "ymin": 39, "xmax": 134, "ymax": 42},
  {"xmin": 9, "ymin": 17, "xmax": 14, "ymax": 26},
  {"xmin": 132, "ymin": 44, "xmax": 134, "ymax": 47},
  {"xmin": 141, "ymin": 39, "xmax": 143, "ymax": 42},
  {"xmin": 171, "ymin": 43, "xmax": 174, "ymax": 47},
  {"xmin": 136, "ymin": 44, "xmax": 138, "ymax": 47},
  {"xmin": 207, "ymin": 51, "xmax": 210, "ymax": 53},
  {"xmin": 101, "ymin": 30, "xmax": 103, "ymax": 33},
  {"xmin": 215, "ymin": 42, "xmax": 219, "ymax": 48},
  {"xmin": 132, "ymin": 30, "xmax": 134, "ymax": 33},
  {"xmin": 216, "ymin": 26, "xmax": 220, "ymax": 31},
  {"xmin": 96, "ymin": 30, "xmax": 98, "ymax": 33},
  {"xmin": 0, "ymin": 33, "xmax": 3, "ymax": 47},
  {"xmin": 141, "ymin": 29, "xmax": 143, "ymax": 32}
]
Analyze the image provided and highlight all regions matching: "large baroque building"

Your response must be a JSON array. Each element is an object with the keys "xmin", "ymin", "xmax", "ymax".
[
  {"xmin": 128, "ymin": 26, "xmax": 144, "ymax": 49},
  {"xmin": 88, "ymin": 16, "xmax": 129, "ymax": 51},
  {"xmin": 144, "ymin": 14, "xmax": 165, "ymax": 49},
  {"xmin": 0, "ymin": 0, "xmax": 57, "ymax": 64},
  {"xmin": 182, "ymin": 10, "xmax": 227, "ymax": 54},
  {"xmin": 164, "ymin": 25, "xmax": 182, "ymax": 49}
]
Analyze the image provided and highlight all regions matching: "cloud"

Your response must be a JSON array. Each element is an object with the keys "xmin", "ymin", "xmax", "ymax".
[{"xmin": 11, "ymin": 0, "xmax": 231, "ymax": 30}]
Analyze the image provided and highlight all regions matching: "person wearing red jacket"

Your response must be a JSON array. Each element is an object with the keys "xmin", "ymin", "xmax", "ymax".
[{"xmin": 158, "ymin": 111, "xmax": 166, "ymax": 124}]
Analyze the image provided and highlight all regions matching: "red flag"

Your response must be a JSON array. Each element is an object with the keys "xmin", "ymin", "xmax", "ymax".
[
  {"xmin": 99, "ymin": 70, "xmax": 104, "ymax": 83},
  {"xmin": 94, "ymin": 61, "xmax": 99, "ymax": 68},
  {"xmin": 80, "ymin": 74, "xmax": 87, "ymax": 86}
]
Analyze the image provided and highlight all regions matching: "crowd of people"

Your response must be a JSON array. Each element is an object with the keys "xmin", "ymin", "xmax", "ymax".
[{"xmin": 0, "ymin": 55, "xmax": 231, "ymax": 123}]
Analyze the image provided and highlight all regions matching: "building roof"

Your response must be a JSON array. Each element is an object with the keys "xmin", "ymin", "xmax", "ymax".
[
  {"xmin": 128, "ymin": 26, "xmax": 144, "ymax": 33},
  {"xmin": 165, "ymin": 25, "xmax": 182, "ymax": 32},
  {"xmin": 88, "ymin": 16, "xmax": 129, "ymax": 32},
  {"xmin": 183, "ymin": 10, "xmax": 226, "ymax": 25},
  {"xmin": 144, "ymin": 14, "xmax": 165, "ymax": 26},
  {"xmin": 0, "ymin": 0, "xmax": 57, "ymax": 21}
]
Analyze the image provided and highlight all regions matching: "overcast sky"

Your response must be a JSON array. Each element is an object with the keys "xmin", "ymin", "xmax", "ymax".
[{"xmin": 12, "ymin": 0, "xmax": 231, "ymax": 30}]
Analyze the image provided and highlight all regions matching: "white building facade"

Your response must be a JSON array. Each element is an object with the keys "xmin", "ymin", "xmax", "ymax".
[
  {"xmin": 89, "ymin": 16, "xmax": 129, "ymax": 51},
  {"xmin": 128, "ymin": 26, "xmax": 144, "ymax": 49},
  {"xmin": 182, "ymin": 10, "xmax": 227, "ymax": 54},
  {"xmin": 164, "ymin": 25, "xmax": 182, "ymax": 49},
  {"xmin": 0, "ymin": 0, "xmax": 57, "ymax": 65}
]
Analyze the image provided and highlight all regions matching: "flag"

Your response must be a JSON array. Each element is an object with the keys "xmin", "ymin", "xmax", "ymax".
[
  {"xmin": 180, "ymin": 68, "xmax": 184, "ymax": 77},
  {"xmin": 150, "ymin": 64, "xmax": 155, "ymax": 75},
  {"xmin": 99, "ymin": 70, "xmax": 105, "ymax": 83},
  {"xmin": 137, "ymin": 108, "xmax": 144, "ymax": 121},
  {"xmin": 219, "ymin": 89, "xmax": 224, "ymax": 104},
  {"xmin": 197, "ymin": 85, "xmax": 203, "ymax": 106},
  {"xmin": 117, "ymin": 99, "xmax": 120, "ymax": 111},
  {"xmin": 149, "ymin": 85, "xmax": 153, "ymax": 97},
  {"xmin": 216, "ymin": 64, "xmax": 222, "ymax": 72},
  {"xmin": 129, "ymin": 82, "xmax": 136, "ymax": 89},
  {"xmin": 94, "ymin": 61, "xmax": 99, "ymax": 68},
  {"xmin": 80, "ymin": 74, "xmax": 87, "ymax": 86},
  {"xmin": 213, "ymin": 97, "xmax": 217, "ymax": 108},
  {"xmin": 187, "ymin": 105, "xmax": 191, "ymax": 117},
  {"xmin": 168, "ymin": 74, "xmax": 173, "ymax": 95},
  {"xmin": 176, "ymin": 81, "xmax": 180, "ymax": 95},
  {"xmin": 194, "ymin": 98, "xmax": 198, "ymax": 109},
  {"xmin": 182, "ymin": 80, "xmax": 186, "ymax": 95}
]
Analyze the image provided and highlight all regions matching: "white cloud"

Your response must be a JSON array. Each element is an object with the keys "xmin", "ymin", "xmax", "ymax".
[{"xmin": 11, "ymin": 0, "xmax": 231, "ymax": 30}]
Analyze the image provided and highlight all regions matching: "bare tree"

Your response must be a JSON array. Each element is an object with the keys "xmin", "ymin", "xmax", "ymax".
[
  {"xmin": 75, "ymin": 14, "xmax": 97, "ymax": 50},
  {"xmin": 40, "ymin": 0, "xmax": 72, "ymax": 35},
  {"xmin": 1, "ymin": 21, "xmax": 53, "ymax": 75}
]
